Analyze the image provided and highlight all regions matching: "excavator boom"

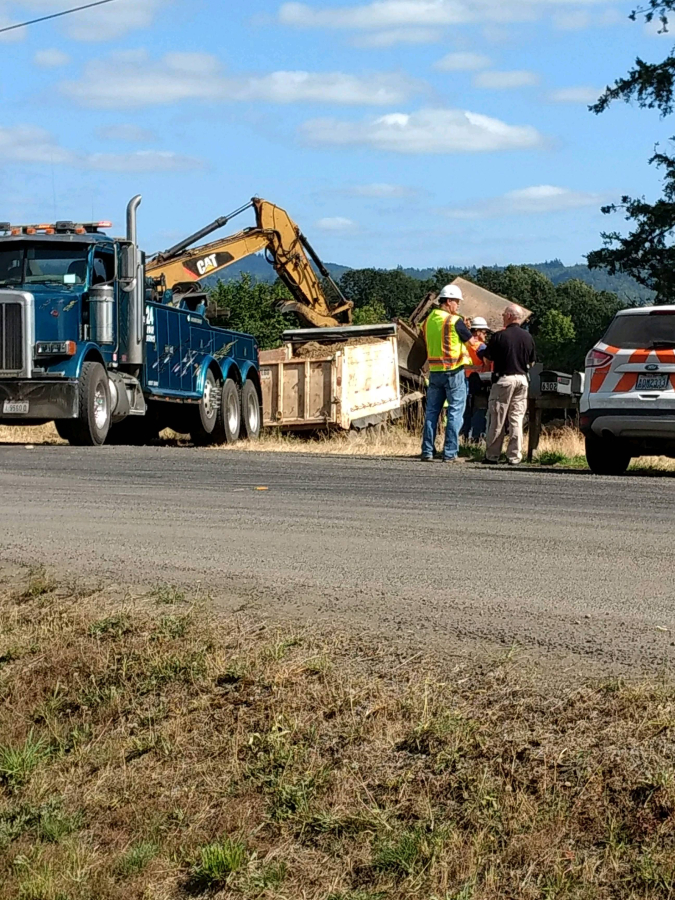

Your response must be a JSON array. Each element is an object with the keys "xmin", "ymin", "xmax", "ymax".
[{"xmin": 146, "ymin": 198, "xmax": 352, "ymax": 328}]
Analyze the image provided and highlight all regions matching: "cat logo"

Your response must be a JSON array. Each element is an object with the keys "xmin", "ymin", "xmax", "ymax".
[
  {"xmin": 196, "ymin": 254, "xmax": 217, "ymax": 276},
  {"xmin": 183, "ymin": 250, "xmax": 234, "ymax": 278}
]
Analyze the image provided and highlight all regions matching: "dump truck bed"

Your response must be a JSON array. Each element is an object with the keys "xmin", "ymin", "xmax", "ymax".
[{"xmin": 259, "ymin": 325, "xmax": 401, "ymax": 430}]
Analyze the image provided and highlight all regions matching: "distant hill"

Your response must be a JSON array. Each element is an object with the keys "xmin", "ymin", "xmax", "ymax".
[
  {"xmin": 528, "ymin": 260, "xmax": 654, "ymax": 305},
  {"xmin": 200, "ymin": 256, "xmax": 351, "ymax": 289},
  {"xmin": 202, "ymin": 254, "xmax": 654, "ymax": 304}
]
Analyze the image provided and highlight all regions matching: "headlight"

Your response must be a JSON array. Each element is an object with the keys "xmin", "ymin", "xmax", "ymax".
[{"xmin": 35, "ymin": 341, "xmax": 77, "ymax": 357}]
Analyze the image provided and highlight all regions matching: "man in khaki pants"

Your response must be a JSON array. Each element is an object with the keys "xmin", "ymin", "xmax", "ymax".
[{"xmin": 480, "ymin": 304, "xmax": 535, "ymax": 466}]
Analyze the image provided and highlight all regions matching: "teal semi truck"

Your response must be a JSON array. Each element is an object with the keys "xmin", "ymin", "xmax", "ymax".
[{"xmin": 0, "ymin": 196, "xmax": 261, "ymax": 446}]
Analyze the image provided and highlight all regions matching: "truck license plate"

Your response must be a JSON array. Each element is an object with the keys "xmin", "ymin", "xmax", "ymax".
[
  {"xmin": 2, "ymin": 401, "xmax": 29, "ymax": 414},
  {"xmin": 636, "ymin": 374, "xmax": 668, "ymax": 391}
]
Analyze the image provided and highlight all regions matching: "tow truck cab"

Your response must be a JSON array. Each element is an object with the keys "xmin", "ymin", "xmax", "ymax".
[{"xmin": 0, "ymin": 196, "xmax": 261, "ymax": 446}]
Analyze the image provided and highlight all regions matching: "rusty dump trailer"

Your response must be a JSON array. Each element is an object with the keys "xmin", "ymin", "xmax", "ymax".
[{"xmin": 258, "ymin": 324, "xmax": 402, "ymax": 431}]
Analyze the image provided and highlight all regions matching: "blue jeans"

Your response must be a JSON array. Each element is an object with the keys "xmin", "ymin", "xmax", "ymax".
[{"xmin": 421, "ymin": 369, "xmax": 468, "ymax": 460}]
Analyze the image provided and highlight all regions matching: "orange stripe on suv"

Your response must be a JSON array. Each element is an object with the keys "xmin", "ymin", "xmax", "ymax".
[
  {"xmin": 591, "ymin": 367, "xmax": 611, "ymax": 393},
  {"xmin": 613, "ymin": 373, "xmax": 638, "ymax": 393},
  {"xmin": 629, "ymin": 348, "xmax": 651, "ymax": 364}
]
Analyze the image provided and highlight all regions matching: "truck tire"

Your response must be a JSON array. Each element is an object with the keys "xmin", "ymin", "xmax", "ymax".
[
  {"xmin": 190, "ymin": 369, "xmax": 220, "ymax": 445},
  {"xmin": 211, "ymin": 378, "xmax": 240, "ymax": 444},
  {"xmin": 55, "ymin": 362, "xmax": 111, "ymax": 446},
  {"xmin": 240, "ymin": 380, "xmax": 261, "ymax": 440},
  {"xmin": 585, "ymin": 434, "xmax": 632, "ymax": 476}
]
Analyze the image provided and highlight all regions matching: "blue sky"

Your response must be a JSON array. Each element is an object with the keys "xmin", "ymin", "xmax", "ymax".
[{"xmin": 0, "ymin": 0, "xmax": 672, "ymax": 268}]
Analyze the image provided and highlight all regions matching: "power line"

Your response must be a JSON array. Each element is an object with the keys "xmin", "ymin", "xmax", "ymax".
[{"xmin": 0, "ymin": 0, "xmax": 118, "ymax": 35}]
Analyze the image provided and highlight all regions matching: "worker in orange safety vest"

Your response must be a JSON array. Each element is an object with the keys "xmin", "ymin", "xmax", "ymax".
[{"xmin": 462, "ymin": 316, "xmax": 494, "ymax": 442}]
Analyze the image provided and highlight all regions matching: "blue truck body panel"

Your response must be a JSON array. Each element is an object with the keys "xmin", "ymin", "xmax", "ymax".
[{"xmin": 143, "ymin": 301, "xmax": 257, "ymax": 399}]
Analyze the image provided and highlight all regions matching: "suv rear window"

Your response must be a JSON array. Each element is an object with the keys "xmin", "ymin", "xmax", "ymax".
[{"xmin": 602, "ymin": 312, "xmax": 675, "ymax": 349}]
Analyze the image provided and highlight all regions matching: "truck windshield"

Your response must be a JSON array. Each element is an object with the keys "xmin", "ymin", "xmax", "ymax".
[
  {"xmin": 602, "ymin": 312, "xmax": 675, "ymax": 349},
  {"xmin": 0, "ymin": 243, "xmax": 89, "ymax": 287}
]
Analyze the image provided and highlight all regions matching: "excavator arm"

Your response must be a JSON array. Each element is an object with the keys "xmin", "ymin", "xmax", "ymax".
[{"xmin": 146, "ymin": 198, "xmax": 353, "ymax": 328}]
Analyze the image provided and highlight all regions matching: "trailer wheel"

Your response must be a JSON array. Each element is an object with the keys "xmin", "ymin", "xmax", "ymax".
[
  {"xmin": 56, "ymin": 362, "xmax": 111, "ymax": 446},
  {"xmin": 240, "ymin": 380, "xmax": 261, "ymax": 441},
  {"xmin": 585, "ymin": 434, "xmax": 632, "ymax": 476},
  {"xmin": 211, "ymin": 378, "xmax": 241, "ymax": 444},
  {"xmin": 191, "ymin": 369, "xmax": 220, "ymax": 445}
]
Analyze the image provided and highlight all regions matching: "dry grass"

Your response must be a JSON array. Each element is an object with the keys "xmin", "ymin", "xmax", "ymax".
[
  {"xmin": 3, "ymin": 419, "xmax": 675, "ymax": 471},
  {"xmin": 3, "ymin": 565, "xmax": 675, "ymax": 899}
]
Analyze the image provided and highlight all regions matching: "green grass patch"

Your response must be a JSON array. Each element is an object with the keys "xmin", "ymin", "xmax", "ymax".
[
  {"xmin": 151, "ymin": 584, "xmax": 186, "ymax": 605},
  {"xmin": 0, "ymin": 732, "xmax": 50, "ymax": 790},
  {"xmin": 188, "ymin": 836, "xmax": 248, "ymax": 892},
  {"xmin": 115, "ymin": 842, "xmax": 158, "ymax": 877}
]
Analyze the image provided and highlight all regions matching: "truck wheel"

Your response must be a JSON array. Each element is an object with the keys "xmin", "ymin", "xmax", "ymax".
[
  {"xmin": 585, "ymin": 434, "xmax": 632, "ymax": 476},
  {"xmin": 211, "ymin": 378, "xmax": 240, "ymax": 444},
  {"xmin": 240, "ymin": 380, "xmax": 261, "ymax": 440},
  {"xmin": 56, "ymin": 362, "xmax": 111, "ymax": 446},
  {"xmin": 191, "ymin": 369, "xmax": 220, "ymax": 445}
]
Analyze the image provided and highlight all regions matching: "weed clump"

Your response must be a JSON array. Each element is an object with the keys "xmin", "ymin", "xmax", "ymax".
[{"xmin": 188, "ymin": 836, "xmax": 248, "ymax": 892}]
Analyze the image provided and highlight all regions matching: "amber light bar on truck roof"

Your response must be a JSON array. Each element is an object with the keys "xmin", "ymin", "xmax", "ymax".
[{"xmin": 0, "ymin": 221, "xmax": 112, "ymax": 236}]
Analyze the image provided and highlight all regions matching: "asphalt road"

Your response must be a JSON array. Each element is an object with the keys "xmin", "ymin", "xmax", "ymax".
[{"xmin": 1, "ymin": 445, "xmax": 675, "ymax": 672}]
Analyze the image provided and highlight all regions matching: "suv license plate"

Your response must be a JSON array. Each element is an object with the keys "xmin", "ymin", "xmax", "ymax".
[
  {"xmin": 3, "ymin": 401, "xmax": 29, "ymax": 414},
  {"xmin": 636, "ymin": 374, "xmax": 669, "ymax": 391}
]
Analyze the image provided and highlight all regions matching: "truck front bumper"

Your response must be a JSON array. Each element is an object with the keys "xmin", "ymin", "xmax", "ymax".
[{"xmin": 0, "ymin": 380, "xmax": 78, "ymax": 421}]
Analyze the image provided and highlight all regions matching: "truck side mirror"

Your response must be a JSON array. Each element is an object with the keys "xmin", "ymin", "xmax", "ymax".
[{"xmin": 119, "ymin": 242, "xmax": 137, "ymax": 291}]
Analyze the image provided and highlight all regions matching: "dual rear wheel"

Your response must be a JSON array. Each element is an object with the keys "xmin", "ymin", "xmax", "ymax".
[{"xmin": 190, "ymin": 371, "xmax": 261, "ymax": 446}]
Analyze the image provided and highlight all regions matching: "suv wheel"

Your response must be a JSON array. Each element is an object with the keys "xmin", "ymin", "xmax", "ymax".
[{"xmin": 585, "ymin": 434, "xmax": 632, "ymax": 476}]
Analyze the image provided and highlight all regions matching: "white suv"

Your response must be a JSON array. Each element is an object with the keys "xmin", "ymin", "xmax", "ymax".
[{"xmin": 580, "ymin": 305, "xmax": 675, "ymax": 474}]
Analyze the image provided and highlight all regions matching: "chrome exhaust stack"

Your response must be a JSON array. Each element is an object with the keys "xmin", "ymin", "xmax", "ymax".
[{"xmin": 124, "ymin": 195, "xmax": 144, "ymax": 365}]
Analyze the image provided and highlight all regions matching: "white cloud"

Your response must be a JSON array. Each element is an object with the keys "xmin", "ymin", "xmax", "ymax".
[
  {"xmin": 301, "ymin": 108, "xmax": 543, "ymax": 153},
  {"xmin": 473, "ymin": 69, "xmax": 539, "ymax": 89},
  {"xmin": 60, "ymin": 51, "xmax": 223, "ymax": 108},
  {"xmin": 96, "ymin": 124, "xmax": 158, "ymax": 143},
  {"xmin": 316, "ymin": 216, "xmax": 357, "ymax": 231},
  {"xmin": 237, "ymin": 70, "xmax": 420, "ymax": 104},
  {"xmin": 33, "ymin": 48, "xmax": 70, "ymax": 68},
  {"xmin": 0, "ymin": 124, "xmax": 202, "ymax": 173},
  {"xmin": 351, "ymin": 26, "xmax": 441, "ymax": 45},
  {"xmin": 350, "ymin": 182, "xmax": 414, "ymax": 197},
  {"xmin": 60, "ymin": 51, "xmax": 422, "ymax": 108},
  {"xmin": 553, "ymin": 10, "xmax": 590, "ymax": 30},
  {"xmin": 0, "ymin": 125, "xmax": 74, "ymax": 164},
  {"xmin": 87, "ymin": 150, "xmax": 203, "ymax": 173},
  {"xmin": 279, "ymin": 0, "xmax": 613, "ymax": 31},
  {"xmin": 444, "ymin": 185, "xmax": 604, "ymax": 218},
  {"xmin": 3, "ymin": 0, "xmax": 168, "ymax": 41},
  {"xmin": 555, "ymin": 7, "xmax": 624, "ymax": 30},
  {"xmin": 434, "ymin": 51, "xmax": 491, "ymax": 71},
  {"xmin": 549, "ymin": 85, "xmax": 600, "ymax": 103}
]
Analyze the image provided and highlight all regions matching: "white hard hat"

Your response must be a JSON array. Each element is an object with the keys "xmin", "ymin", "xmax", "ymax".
[
  {"xmin": 470, "ymin": 316, "xmax": 490, "ymax": 330},
  {"xmin": 438, "ymin": 284, "xmax": 463, "ymax": 301}
]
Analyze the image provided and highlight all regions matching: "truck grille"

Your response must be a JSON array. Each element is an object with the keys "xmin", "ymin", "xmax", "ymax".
[{"xmin": 0, "ymin": 302, "xmax": 23, "ymax": 371}]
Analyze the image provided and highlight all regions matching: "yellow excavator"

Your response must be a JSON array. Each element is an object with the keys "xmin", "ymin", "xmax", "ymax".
[{"xmin": 146, "ymin": 198, "xmax": 353, "ymax": 329}]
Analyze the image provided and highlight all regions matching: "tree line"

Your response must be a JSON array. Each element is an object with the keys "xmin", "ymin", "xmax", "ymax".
[{"xmin": 209, "ymin": 265, "xmax": 624, "ymax": 373}]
